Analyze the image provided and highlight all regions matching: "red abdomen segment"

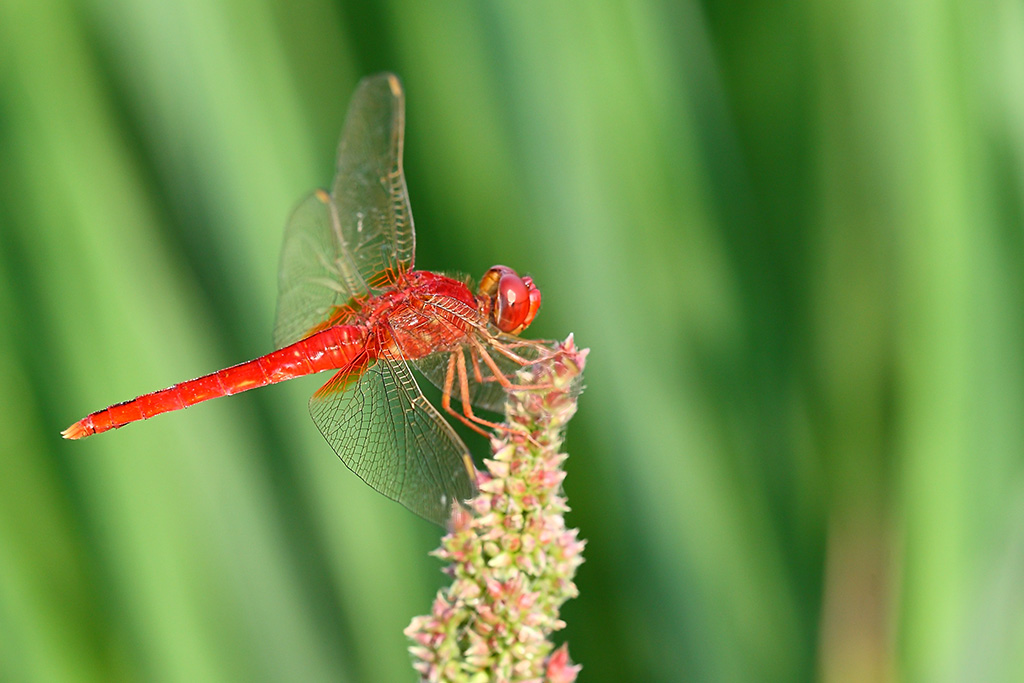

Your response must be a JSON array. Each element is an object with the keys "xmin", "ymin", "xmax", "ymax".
[{"xmin": 62, "ymin": 325, "xmax": 367, "ymax": 439}]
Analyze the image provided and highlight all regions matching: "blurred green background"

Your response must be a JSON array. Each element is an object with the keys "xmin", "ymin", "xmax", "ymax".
[{"xmin": 2, "ymin": 0, "xmax": 1024, "ymax": 681}]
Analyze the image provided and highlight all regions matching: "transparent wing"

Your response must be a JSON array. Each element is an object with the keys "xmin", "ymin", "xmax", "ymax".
[
  {"xmin": 413, "ymin": 335, "xmax": 556, "ymax": 414},
  {"xmin": 330, "ymin": 72, "xmax": 415, "ymax": 291},
  {"xmin": 309, "ymin": 351, "xmax": 476, "ymax": 527},
  {"xmin": 273, "ymin": 190, "xmax": 362, "ymax": 348},
  {"xmin": 274, "ymin": 72, "xmax": 414, "ymax": 348}
]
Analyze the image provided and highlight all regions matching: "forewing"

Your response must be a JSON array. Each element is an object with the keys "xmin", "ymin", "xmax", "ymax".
[
  {"xmin": 310, "ymin": 353, "xmax": 476, "ymax": 527},
  {"xmin": 273, "ymin": 190, "xmax": 364, "ymax": 348},
  {"xmin": 274, "ymin": 73, "xmax": 414, "ymax": 348},
  {"xmin": 413, "ymin": 335, "xmax": 556, "ymax": 414},
  {"xmin": 330, "ymin": 72, "xmax": 415, "ymax": 291}
]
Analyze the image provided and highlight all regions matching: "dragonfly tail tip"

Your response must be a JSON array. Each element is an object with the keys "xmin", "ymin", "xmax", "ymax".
[{"xmin": 61, "ymin": 421, "xmax": 90, "ymax": 440}]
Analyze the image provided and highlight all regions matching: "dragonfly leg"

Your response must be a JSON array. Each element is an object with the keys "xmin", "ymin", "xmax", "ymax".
[
  {"xmin": 464, "ymin": 344, "xmax": 509, "ymax": 385},
  {"xmin": 441, "ymin": 349, "xmax": 527, "ymax": 438},
  {"xmin": 457, "ymin": 349, "xmax": 545, "ymax": 448},
  {"xmin": 484, "ymin": 338, "xmax": 552, "ymax": 366},
  {"xmin": 455, "ymin": 350, "xmax": 514, "ymax": 431},
  {"xmin": 469, "ymin": 346, "xmax": 489, "ymax": 384},
  {"xmin": 470, "ymin": 337, "xmax": 553, "ymax": 392},
  {"xmin": 441, "ymin": 351, "xmax": 492, "ymax": 438}
]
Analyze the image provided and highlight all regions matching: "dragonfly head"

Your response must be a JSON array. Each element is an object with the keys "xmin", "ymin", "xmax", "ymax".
[{"xmin": 479, "ymin": 265, "xmax": 542, "ymax": 335}]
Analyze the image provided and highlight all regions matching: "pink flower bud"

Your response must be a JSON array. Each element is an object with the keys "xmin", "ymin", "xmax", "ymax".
[{"xmin": 545, "ymin": 644, "xmax": 581, "ymax": 683}]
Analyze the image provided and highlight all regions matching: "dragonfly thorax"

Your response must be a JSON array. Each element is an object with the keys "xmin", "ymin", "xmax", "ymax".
[{"xmin": 364, "ymin": 270, "xmax": 483, "ymax": 360}]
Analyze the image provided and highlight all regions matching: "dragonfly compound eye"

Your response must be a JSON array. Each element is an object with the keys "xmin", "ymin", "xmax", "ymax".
[{"xmin": 480, "ymin": 265, "xmax": 542, "ymax": 334}]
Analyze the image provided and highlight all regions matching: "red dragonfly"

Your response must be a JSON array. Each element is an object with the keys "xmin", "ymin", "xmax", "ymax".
[{"xmin": 63, "ymin": 73, "xmax": 550, "ymax": 526}]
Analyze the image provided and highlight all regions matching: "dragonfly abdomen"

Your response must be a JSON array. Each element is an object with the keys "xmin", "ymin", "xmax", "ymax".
[{"xmin": 62, "ymin": 325, "xmax": 367, "ymax": 439}]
